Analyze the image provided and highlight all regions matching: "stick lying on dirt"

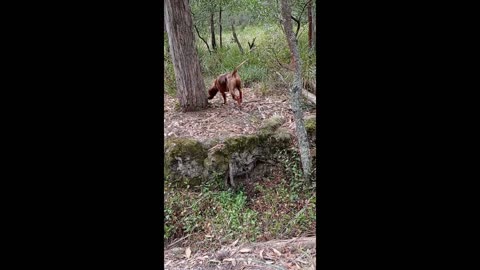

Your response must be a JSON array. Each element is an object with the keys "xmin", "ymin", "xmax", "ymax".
[
  {"xmin": 166, "ymin": 234, "xmax": 190, "ymax": 249},
  {"xmin": 249, "ymin": 237, "xmax": 316, "ymax": 250}
]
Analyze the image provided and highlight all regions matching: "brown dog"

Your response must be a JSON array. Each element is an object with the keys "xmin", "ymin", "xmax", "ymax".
[{"xmin": 208, "ymin": 60, "xmax": 247, "ymax": 106}]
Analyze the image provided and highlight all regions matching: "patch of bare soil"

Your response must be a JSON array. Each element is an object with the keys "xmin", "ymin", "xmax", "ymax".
[
  {"xmin": 164, "ymin": 237, "xmax": 316, "ymax": 270},
  {"xmin": 164, "ymin": 85, "xmax": 315, "ymax": 141}
]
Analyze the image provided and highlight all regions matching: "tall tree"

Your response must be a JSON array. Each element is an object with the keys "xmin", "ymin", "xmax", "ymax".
[
  {"xmin": 219, "ymin": 6, "xmax": 223, "ymax": 48},
  {"xmin": 307, "ymin": 0, "xmax": 312, "ymax": 48},
  {"xmin": 280, "ymin": 0, "xmax": 312, "ymax": 182},
  {"xmin": 165, "ymin": 0, "xmax": 208, "ymax": 112},
  {"xmin": 210, "ymin": 10, "xmax": 217, "ymax": 51},
  {"xmin": 312, "ymin": 1, "xmax": 316, "ymax": 50}
]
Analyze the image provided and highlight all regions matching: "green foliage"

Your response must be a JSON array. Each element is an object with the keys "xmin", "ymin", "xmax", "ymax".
[
  {"xmin": 164, "ymin": 176, "xmax": 260, "ymax": 244},
  {"xmin": 164, "ymin": 146, "xmax": 316, "ymax": 247},
  {"xmin": 164, "ymin": 33, "xmax": 176, "ymax": 97},
  {"xmin": 164, "ymin": 0, "xmax": 316, "ymax": 105}
]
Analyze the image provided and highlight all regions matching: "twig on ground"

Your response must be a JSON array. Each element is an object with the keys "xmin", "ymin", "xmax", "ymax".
[{"xmin": 167, "ymin": 234, "xmax": 191, "ymax": 249}]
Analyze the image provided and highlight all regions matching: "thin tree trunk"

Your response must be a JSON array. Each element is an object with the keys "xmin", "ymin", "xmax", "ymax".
[
  {"xmin": 219, "ymin": 7, "xmax": 222, "ymax": 48},
  {"xmin": 280, "ymin": 0, "xmax": 312, "ymax": 182},
  {"xmin": 210, "ymin": 12, "xmax": 217, "ymax": 51},
  {"xmin": 194, "ymin": 24, "xmax": 212, "ymax": 54},
  {"xmin": 165, "ymin": 0, "xmax": 208, "ymax": 112},
  {"xmin": 231, "ymin": 24, "xmax": 244, "ymax": 54},
  {"xmin": 312, "ymin": 2, "xmax": 316, "ymax": 50},
  {"xmin": 307, "ymin": 1, "xmax": 312, "ymax": 48}
]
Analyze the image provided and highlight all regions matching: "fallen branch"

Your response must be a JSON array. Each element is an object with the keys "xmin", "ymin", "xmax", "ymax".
[
  {"xmin": 166, "ymin": 234, "xmax": 191, "ymax": 249},
  {"xmin": 241, "ymin": 99, "xmax": 261, "ymax": 104},
  {"xmin": 301, "ymin": 88, "xmax": 316, "ymax": 104},
  {"xmin": 248, "ymin": 236, "xmax": 316, "ymax": 251}
]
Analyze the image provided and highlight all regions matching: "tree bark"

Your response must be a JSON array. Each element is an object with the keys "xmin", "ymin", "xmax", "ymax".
[
  {"xmin": 210, "ymin": 12, "xmax": 217, "ymax": 51},
  {"xmin": 219, "ymin": 7, "xmax": 222, "ymax": 48},
  {"xmin": 280, "ymin": 0, "xmax": 312, "ymax": 182},
  {"xmin": 312, "ymin": 2, "xmax": 316, "ymax": 50},
  {"xmin": 231, "ymin": 24, "xmax": 244, "ymax": 54},
  {"xmin": 307, "ymin": 1, "xmax": 312, "ymax": 48},
  {"xmin": 165, "ymin": 0, "xmax": 208, "ymax": 112}
]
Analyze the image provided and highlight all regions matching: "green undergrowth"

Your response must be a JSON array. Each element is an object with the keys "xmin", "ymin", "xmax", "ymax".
[
  {"xmin": 164, "ymin": 23, "xmax": 316, "ymax": 97},
  {"xmin": 164, "ymin": 148, "xmax": 316, "ymax": 250}
]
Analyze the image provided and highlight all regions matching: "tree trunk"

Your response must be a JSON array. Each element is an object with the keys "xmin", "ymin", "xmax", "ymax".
[
  {"xmin": 165, "ymin": 0, "xmax": 208, "ymax": 112},
  {"xmin": 280, "ymin": 0, "xmax": 312, "ymax": 182},
  {"xmin": 307, "ymin": 1, "xmax": 312, "ymax": 49},
  {"xmin": 231, "ymin": 24, "xmax": 244, "ymax": 54},
  {"xmin": 312, "ymin": 2, "xmax": 316, "ymax": 50},
  {"xmin": 210, "ymin": 12, "xmax": 217, "ymax": 51},
  {"xmin": 219, "ymin": 7, "xmax": 222, "ymax": 48}
]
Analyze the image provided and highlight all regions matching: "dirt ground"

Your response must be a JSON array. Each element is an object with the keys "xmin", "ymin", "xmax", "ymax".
[
  {"xmin": 164, "ymin": 85, "xmax": 316, "ymax": 141},
  {"xmin": 165, "ymin": 237, "xmax": 316, "ymax": 270}
]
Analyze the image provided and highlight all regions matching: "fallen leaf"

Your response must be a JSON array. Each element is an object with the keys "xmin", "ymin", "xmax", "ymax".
[
  {"xmin": 185, "ymin": 247, "xmax": 191, "ymax": 258},
  {"xmin": 223, "ymin": 258, "xmax": 237, "ymax": 266},
  {"xmin": 295, "ymin": 258, "xmax": 308, "ymax": 264},
  {"xmin": 272, "ymin": 248, "xmax": 282, "ymax": 256},
  {"xmin": 259, "ymin": 249, "xmax": 264, "ymax": 260},
  {"xmin": 230, "ymin": 239, "xmax": 239, "ymax": 247},
  {"xmin": 239, "ymin": 248, "xmax": 252, "ymax": 253}
]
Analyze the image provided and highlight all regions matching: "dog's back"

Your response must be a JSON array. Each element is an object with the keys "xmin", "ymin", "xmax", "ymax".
[{"xmin": 207, "ymin": 60, "xmax": 246, "ymax": 105}]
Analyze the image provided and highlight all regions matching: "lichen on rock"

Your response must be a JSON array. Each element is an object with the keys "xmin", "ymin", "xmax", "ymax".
[
  {"xmin": 165, "ymin": 115, "xmax": 298, "ymax": 188},
  {"xmin": 165, "ymin": 138, "xmax": 208, "ymax": 187},
  {"xmin": 259, "ymin": 115, "xmax": 284, "ymax": 134}
]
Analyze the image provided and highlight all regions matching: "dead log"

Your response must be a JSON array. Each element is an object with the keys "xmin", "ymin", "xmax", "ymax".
[{"xmin": 302, "ymin": 88, "xmax": 316, "ymax": 104}]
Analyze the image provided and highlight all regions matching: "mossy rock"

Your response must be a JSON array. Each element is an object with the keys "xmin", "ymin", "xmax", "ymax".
[
  {"xmin": 224, "ymin": 135, "xmax": 262, "ymax": 154},
  {"xmin": 165, "ymin": 138, "xmax": 208, "ymax": 187},
  {"xmin": 204, "ymin": 143, "xmax": 230, "ymax": 176},
  {"xmin": 272, "ymin": 128, "xmax": 292, "ymax": 145},
  {"xmin": 259, "ymin": 115, "xmax": 284, "ymax": 134}
]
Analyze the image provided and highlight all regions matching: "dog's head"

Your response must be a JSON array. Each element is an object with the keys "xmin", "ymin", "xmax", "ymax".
[{"xmin": 208, "ymin": 85, "xmax": 218, "ymax": 100}]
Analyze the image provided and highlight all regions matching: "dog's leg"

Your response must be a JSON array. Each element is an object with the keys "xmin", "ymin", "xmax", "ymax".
[{"xmin": 221, "ymin": 92, "xmax": 227, "ymax": 104}]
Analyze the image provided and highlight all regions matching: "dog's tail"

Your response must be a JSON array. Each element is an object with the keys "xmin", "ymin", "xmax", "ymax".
[{"xmin": 232, "ymin": 60, "xmax": 248, "ymax": 76}]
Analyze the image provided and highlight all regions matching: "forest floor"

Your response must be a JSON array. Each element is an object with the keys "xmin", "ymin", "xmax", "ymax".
[
  {"xmin": 164, "ymin": 84, "xmax": 317, "ymax": 269},
  {"xmin": 165, "ymin": 236, "xmax": 316, "ymax": 270},
  {"xmin": 164, "ymin": 83, "xmax": 316, "ymax": 142}
]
